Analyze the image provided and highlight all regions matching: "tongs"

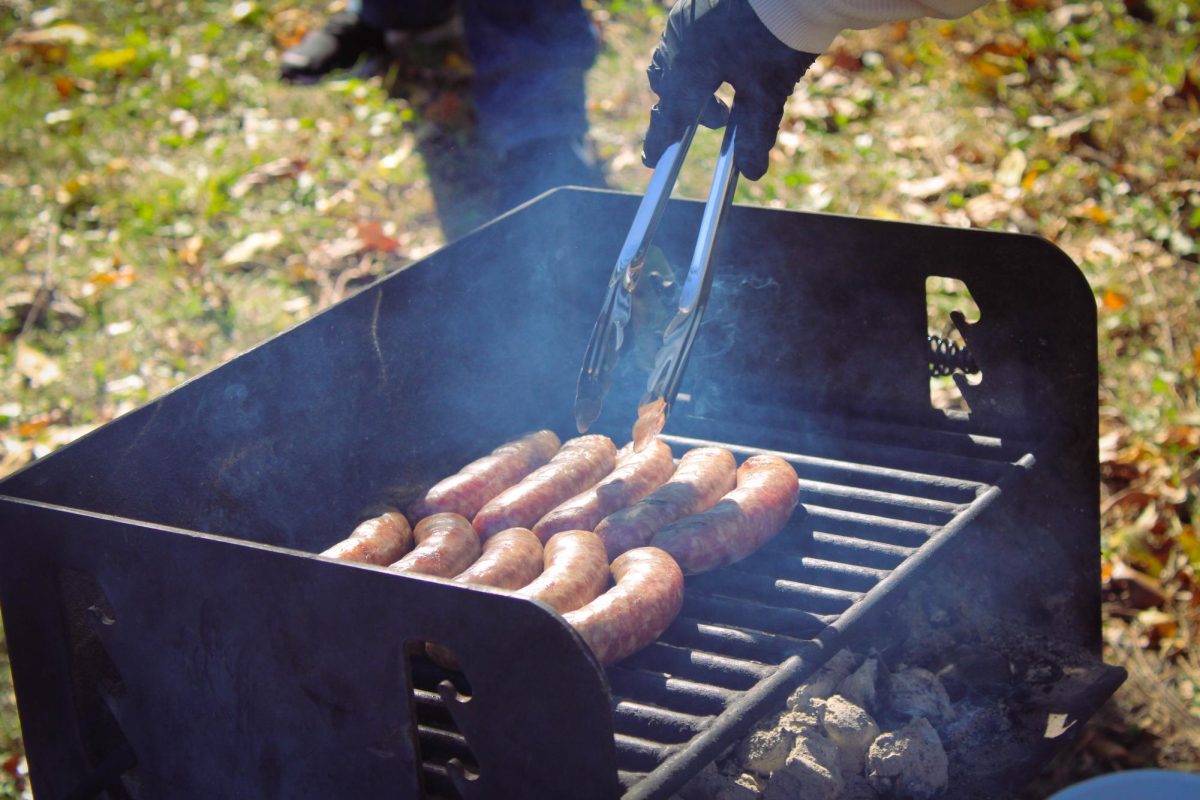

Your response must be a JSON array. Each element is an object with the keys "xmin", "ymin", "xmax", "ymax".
[{"xmin": 574, "ymin": 121, "xmax": 740, "ymax": 437}]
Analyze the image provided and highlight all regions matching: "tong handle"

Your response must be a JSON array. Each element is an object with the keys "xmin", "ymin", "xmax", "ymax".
[
  {"xmin": 678, "ymin": 124, "xmax": 739, "ymax": 314},
  {"xmin": 642, "ymin": 123, "xmax": 740, "ymax": 409},
  {"xmin": 609, "ymin": 123, "xmax": 699, "ymax": 290}
]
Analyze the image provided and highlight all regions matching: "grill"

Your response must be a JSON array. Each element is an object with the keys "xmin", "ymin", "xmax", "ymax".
[{"xmin": 0, "ymin": 188, "xmax": 1120, "ymax": 799}]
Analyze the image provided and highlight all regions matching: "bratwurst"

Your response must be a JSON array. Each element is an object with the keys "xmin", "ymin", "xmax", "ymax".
[
  {"xmin": 389, "ymin": 513, "xmax": 481, "ymax": 578},
  {"xmin": 514, "ymin": 530, "xmax": 608, "ymax": 614},
  {"xmin": 563, "ymin": 547, "xmax": 684, "ymax": 666},
  {"xmin": 452, "ymin": 527, "xmax": 544, "ymax": 590},
  {"xmin": 473, "ymin": 435, "xmax": 618, "ymax": 540},
  {"xmin": 651, "ymin": 455, "xmax": 800, "ymax": 574},
  {"xmin": 321, "ymin": 510, "xmax": 413, "ymax": 565},
  {"xmin": 408, "ymin": 430, "xmax": 560, "ymax": 521},
  {"xmin": 595, "ymin": 447, "xmax": 736, "ymax": 561},
  {"xmin": 532, "ymin": 439, "xmax": 675, "ymax": 542}
]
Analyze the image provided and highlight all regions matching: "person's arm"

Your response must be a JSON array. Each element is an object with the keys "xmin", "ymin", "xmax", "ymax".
[{"xmin": 643, "ymin": 0, "xmax": 989, "ymax": 180}]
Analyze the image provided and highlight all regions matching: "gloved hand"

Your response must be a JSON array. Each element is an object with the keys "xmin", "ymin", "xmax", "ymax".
[{"xmin": 643, "ymin": 0, "xmax": 818, "ymax": 180}]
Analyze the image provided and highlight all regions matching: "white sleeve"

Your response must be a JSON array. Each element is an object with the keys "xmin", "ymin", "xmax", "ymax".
[{"xmin": 748, "ymin": 0, "xmax": 991, "ymax": 52}]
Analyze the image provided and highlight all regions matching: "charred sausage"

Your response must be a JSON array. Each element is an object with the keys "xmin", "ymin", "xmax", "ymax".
[
  {"xmin": 532, "ymin": 439, "xmax": 675, "ymax": 542},
  {"xmin": 389, "ymin": 513, "xmax": 481, "ymax": 578},
  {"xmin": 514, "ymin": 530, "xmax": 609, "ymax": 614},
  {"xmin": 563, "ymin": 547, "xmax": 685, "ymax": 666},
  {"xmin": 473, "ymin": 435, "xmax": 618, "ymax": 540},
  {"xmin": 321, "ymin": 510, "xmax": 413, "ymax": 565},
  {"xmin": 408, "ymin": 430, "xmax": 561, "ymax": 521},
  {"xmin": 651, "ymin": 455, "xmax": 800, "ymax": 574},
  {"xmin": 595, "ymin": 447, "xmax": 737, "ymax": 561}
]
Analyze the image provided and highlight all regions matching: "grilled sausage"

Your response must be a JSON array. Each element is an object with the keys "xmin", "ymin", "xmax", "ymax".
[
  {"xmin": 427, "ymin": 527, "xmax": 545, "ymax": 669},
  {"xmin": 651, "ymin": 455, "xmax": 800, "ymax": 574},
  {"xmin": 408, "ymin": 430, "xmax": 561, "ymax": 521},
  {"xmin": 389, "ymin": 513, "xmax": 481, "ymax": 578},
  {"xmin": 595, "ymin": 447, "xmax": 737, "ymax": 561},
  {"xmin": 631, "ymin": 397, "xmax": 668, "ymax": 452},
  {"xmin": 532, "ymin": 439, "xmax": 676, "ymax": 542},
  {"xmin": 452, "ymin": 527, "xmax": 544, "ymax": 590},
  {"xmin": 514, "ymin": 530, "xmax": 609, "ymax": 614},
  {"xmin": 564, "ymin": 547, "xmax": 685, "ymax": 666},
  {"xmin": 321, "ymin": 510, "xmax": 413, "ymax": 565},
  {"xmin": 473, "ymin": 435, "xmax": 618, "ymax": 540}
]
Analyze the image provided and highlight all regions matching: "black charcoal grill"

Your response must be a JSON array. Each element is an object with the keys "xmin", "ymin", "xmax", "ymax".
[{"xmin": 0, "ymin": 189, "xmax": 1122, "ymax": 799}]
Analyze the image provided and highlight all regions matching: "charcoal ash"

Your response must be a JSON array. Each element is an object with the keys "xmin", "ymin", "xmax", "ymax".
[{"xmin": 679, "ymin": 633, "xmax": 1115, "ymax": 800}]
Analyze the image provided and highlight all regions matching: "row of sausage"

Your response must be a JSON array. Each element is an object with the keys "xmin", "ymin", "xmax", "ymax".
[{"xmin": 319, "ymin": 430, "xmax": 801, "ymax": 665}]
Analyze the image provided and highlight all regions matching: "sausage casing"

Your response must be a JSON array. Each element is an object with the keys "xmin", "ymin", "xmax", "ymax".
[
  {"xmin": 321, "ymin": 510, "xmax": 413, "ymax": 565},
  {"xmin": 473, "ymin": 435, "xmax": 618, "ymax": 540},
  {"xmin": 532, "ymin": 439, "xmax": 675, "ymax": 542},
  {"xmin": 650, "ymin": 455, "xmax": 800, "ymax": 574},
  {"xmin": 563, "ymin": 547, "xmax": 685, "ymax": 666},
  {"xmin": 453, "ymin": 527, "xmax": 544, "ymax": 590},
  {"xmin": 514, "ymin": 530, "xmax": 608, "ymax": 614},
  {"xmin": 408, "ymin": 430, "xmax": 561, "ymax": 521},
  {"xmin": 595, "ymin": 447, "xmax": 736, "ymax": 561},
  {"xmin": 389, "ymin": 513, "xmax": 481, "ymax": 578}
]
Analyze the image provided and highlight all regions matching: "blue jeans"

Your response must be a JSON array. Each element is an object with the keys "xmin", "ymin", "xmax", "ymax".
[{"xmin": 347, "ymin": 0, "xmax": 597, "ymax": 154}]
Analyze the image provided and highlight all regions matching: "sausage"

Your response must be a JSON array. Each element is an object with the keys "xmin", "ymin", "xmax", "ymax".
[
  {"xmin": 532, "ymin": 439, "xmax": 675, "ymax": 542},
  {"xmin": 389, "ymin": 513, "xmax": 481, "ymax": 578},
  {"xmin": 595, "ymin": 447, "xmax": 737, "ymax": 561},
  {"xmin": 452, "ymin": 527, "xmax": 544, "ymax": 590},
  {"xmin": 514, "ymin": 530, "xmax": 609, "ymax": 614},
  {"xmin": 563, "ymin": 547, "xmax": 685, "ymax": 666},
  {"xmin": 650, "ymin": 455, "xmax": 800, "ymax": 574},
  {"xmin": 408, "ymin": 430, "xmax": 561, "ymax": 521},
  {"xmin": 321, "ymin": 510, "xmax": 413, "ymax": 565},
  {"xmin": 427, "ymin": 527, "xmax": 545, "ymax": 669},
  {"xmin": 473, "ymin": 435, "xmax": 618, "ymax": 540}
]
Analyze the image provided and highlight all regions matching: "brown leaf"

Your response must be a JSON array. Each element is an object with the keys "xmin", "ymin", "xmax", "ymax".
[
  {"xmin": 356, "ymin": 221, "xmax": 399, "ymax": 253},
  {"xmin": 229, "ymin": 157, "xmax": 307, "ymax": 199},
  {"xmin": 1108, "ymin": 558, "xmax": 1167, "ymax": 609}
]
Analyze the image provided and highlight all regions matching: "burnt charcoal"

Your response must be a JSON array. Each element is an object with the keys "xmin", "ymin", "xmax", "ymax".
[{"xmin": 866, "ymin": 717, "xmax": 949, "ymax": 799}]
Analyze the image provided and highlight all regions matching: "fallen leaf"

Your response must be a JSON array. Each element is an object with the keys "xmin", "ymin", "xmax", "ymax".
[
  {"xmin": 89, "ymin": 48, "xmax": 137, "ymax": 70},
  {"xmin": 1102, "ymin": 289, "xmax": 1128, "ymax": 310},
  {"xmin": 899, "ymin": 175, "xmax": 952, "ymax": 199},
  {"xmin": 8, "ymin": 23, "xmax": 94, "ymax": 47},
  {"xmin": 229, "ymin": 157, "xmax": 306, "ymax": 199},
  {"xmin": 15, "ymin": 341, "xmax": 63, "ymax": 387},
  {"xmin": 221, "ymin": 230, "xmax": 284, "ymax": 266},
  {"xmin": 356, "ymin": 220, "xmax": 399, "ymax": 253}
]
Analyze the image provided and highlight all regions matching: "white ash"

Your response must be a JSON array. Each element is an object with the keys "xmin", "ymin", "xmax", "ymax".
[
  {"xmin": 763, "ymin": 734, "xmax": 844, "ymax": 800},
  {"xmin": 696, "ymin": 648, "xmax": 959, "ymax": 799},
  {"xmin": 787, "ymin": 649, "xmax": 858, "ymax": 710},
  {"xmin": 865, "ymin": 717, "xmax": 949, "ymax": 799},
  {"xmin": 737, "ymin": 716, "xmax": 795, "ymax": 776},
  {"xmin": 678, "ymin": 762, "xmax": 763, "ymax": 800},
  {"xmin": 838, "ymin": 656, "xmax": 880, "ymax": 711},
  {"xmin": 886, "ymin": 666, "xmax": 954, "ymax": 726},
  {"xmin": 820, "ymin": 694, "xmax": 881, "ymax": 774}
]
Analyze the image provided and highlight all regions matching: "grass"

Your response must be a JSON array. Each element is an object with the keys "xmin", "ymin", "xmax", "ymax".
[{"xmin": 2, "ymin": 0, "xmax": 1198, "ymax": 795}]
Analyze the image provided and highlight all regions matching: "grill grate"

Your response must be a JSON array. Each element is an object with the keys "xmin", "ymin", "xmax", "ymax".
[{"xmin": 409, "ymin": 422, "xmax": 1035, "ymax": 799}]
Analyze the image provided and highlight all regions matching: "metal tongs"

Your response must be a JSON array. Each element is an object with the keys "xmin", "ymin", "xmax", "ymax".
[{"xmin": 574, "ymin": 121, "xmax": 740, "ymax": 435}]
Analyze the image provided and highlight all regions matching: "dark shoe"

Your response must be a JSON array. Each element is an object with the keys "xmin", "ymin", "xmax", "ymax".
[
  {"xmin": 496, "ymin": 136, "xmax": 607, "ymax": 213},
  {"xmin": 280, "ymin": 13, "xmax": 386, "ymax": 83}
]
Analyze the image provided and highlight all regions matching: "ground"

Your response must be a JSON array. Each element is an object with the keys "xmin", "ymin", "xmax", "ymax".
[{"xmin": 1, "ymin": 0, "xmax": 1198, "ymax": 797}]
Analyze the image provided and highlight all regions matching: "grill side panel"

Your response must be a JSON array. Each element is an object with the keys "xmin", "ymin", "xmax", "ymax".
[{"xmin": 0, "ymin": 498, "xmax": 618, "ymax": 800}]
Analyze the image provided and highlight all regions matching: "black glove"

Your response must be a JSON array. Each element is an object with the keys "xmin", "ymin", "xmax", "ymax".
[{"xmin": 643, "ymin": 0, "xmax": 818, "ymax": 180}]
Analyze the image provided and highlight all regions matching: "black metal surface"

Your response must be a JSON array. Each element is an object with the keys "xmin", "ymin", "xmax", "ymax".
[{"xmin": 0, "ymin": 188, "xmax": 1106, "ymax": 799}]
